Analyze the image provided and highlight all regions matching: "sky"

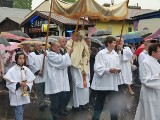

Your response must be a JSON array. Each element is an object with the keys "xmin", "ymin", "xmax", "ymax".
[{"xmin": 32, "ymin": 0, "xmax": 160, "ymax": 10}]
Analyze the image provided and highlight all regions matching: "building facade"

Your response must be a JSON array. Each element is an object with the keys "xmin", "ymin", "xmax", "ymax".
[
  {"xmin": 132, "ymin": 10, "xmax": 160, "ymax": 34},
  {"xmin": 93, "ymin": 6, "xmax": 155, "ymax": 36}
]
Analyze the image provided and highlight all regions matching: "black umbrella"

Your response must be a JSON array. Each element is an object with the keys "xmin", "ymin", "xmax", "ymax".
[
  {"xmin": 92, "ymin": 30, "xmax": 112, "ymax": 36},
  {"xmin": 91, "ymin": 37, "xmax": 104, "ymax": 48},
  {"xmin": 141, "ymin": 32, "xmax": 152, "ymax": 38},
  {"xmin": 8, "ymin": 30, "xmax": 30, "ymax": 38},
  {"xmin": 0, "ymin": 36, "xmax": 11, "ymax": 46}
]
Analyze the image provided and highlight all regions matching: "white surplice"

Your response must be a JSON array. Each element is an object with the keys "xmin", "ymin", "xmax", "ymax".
[
  {"xmin": 44, "ymin": 51, "xmax": 71, "ymax": 94},
  {"xmin": 91, "ymin": 48, "xmax": 120, "ymax": 91},
  {"xmin": 135, "ymin": 56, "xmax": 160, "ymax": 120},
  {"xmin": 118, "ymin": 47, "xmax": 133, "ymax": 85},
  {"xmin": 28, "ymin": 52, "xmax": 45, "ymax": 83},
  {"xmin": 3, "ymin": 64, "xmax": 35, "ymax": 106},
  {"xmin": 138, "ymin": 50, "xmax": 149, "ymax": 65}
]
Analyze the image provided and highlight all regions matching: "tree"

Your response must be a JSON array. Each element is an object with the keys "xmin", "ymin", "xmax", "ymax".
[{"xmin": 13, "ymin": 0, "xmax": 32, "ymax": 9}]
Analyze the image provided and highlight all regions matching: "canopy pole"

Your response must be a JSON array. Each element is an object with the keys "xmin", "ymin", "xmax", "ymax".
[
  {"xmin": 119, "ymin": 19, "xmax": 125, "ymax": 43},
  {"xmin": 82, "ymin": 17, "xmax": 85, "ymax": 30},
  {"xmin": 72, "ymin": 0, "xmax": 85, "ymax": 47},
  {"xmin": 118, "ymin": 0, "xmax": 129, "ymax": 42},
  {"xmin": 41, "ymin": 0, "xmax": 53, "ymax": 73}
]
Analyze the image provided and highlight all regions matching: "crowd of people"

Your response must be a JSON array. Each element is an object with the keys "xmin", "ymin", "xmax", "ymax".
[{"xmin": 0, "ymin": 32, "xmax": 160, "ymax": 120}]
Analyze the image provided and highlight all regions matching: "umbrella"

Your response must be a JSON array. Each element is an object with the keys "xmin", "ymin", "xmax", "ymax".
[
  {"xmin": 144, "ymin": 28, "xmax": 160, "ymax": 40},
  {"xmin": 20, "ymin": 40, "xmax": 50, "ymax": 48},
  {"xmin": 123, "ymin": 30, "xmax": 152, "ymax": 44},
  {"xmin": 0, "ymin": 33, "xmax": 31, "ymax": 42},
  {"xmin": 141, "ymin": 33, "xmax": 152, "ymax": 38},
  {"xmin": 0, "ymin": 36, "xmax": 11, "ymax": 46},
  {"xmin": 134, "ymin": 44, "xmax": 144, "ymax": 56},
  {"xmin": 0, "ymin": 42, "xmax": 20, "ymax": 51},
  {"xmin": 91, "ymin": 38, "xmax": 103, "ymax": 48},
  {"xmin": 8, "ymin": 30, "xmax": 30, "ymax": 38},
  {"xmin": 92, "ymin": 30, "xmax": 111, "ymax": 36}
]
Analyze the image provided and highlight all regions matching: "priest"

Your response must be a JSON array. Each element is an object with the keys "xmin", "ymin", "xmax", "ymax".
[
  {"xmin": 135, "ymin": 43, "xmax": 160, "ymax": 120},
  {"xmin": 66, "ymin": 32, "xmax": 90, "ymax": 111}
]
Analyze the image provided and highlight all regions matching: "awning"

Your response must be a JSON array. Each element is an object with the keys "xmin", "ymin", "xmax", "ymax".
[{"xmin": 51, "ymin": 0, "xmax": 129, "ymax": 22}]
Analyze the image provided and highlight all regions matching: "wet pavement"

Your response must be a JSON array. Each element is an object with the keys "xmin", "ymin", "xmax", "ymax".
[{"xmin": 0, "ymin": 82, "xmax": 141, "ymax": 120}]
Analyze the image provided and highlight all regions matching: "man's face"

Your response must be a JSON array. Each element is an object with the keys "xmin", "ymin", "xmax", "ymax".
[
  {"xmin": 59, "ymin": 38, "xmax": 66, "ymax": 48},
  {"xmin": 154, "ymin": 47, "xmax": 160, "ymax": 59},
  {"xmin": 51, "ymin": 42, "xmax": 61, "ymax": 53},
  {"xmin": 108, "ymin": 41, "xmax": 117, "ymax": 50},
  {"xmin": 117, "ymin": 38, "xmax": 124, "ymax": 48},
  {"xmin": 35, "ymin": 43, "xmax": 42, "ymax": 51},
  {"xmin": 23, "ymin": 44, "xmax": 31, "ymax": 51},
  {"xmin": 72, "ymin": 33, "xmax": 79, "ymax": 41}
]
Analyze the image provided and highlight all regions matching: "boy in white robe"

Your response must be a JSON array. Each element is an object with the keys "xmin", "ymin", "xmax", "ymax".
[
  {"xmin": 116, "ymin": 38, "xmax": 134, "ymax": 94},
  {"xmin": 138, "ymin": 40, "xmax": 151, "ymax": 65},
  {"xmin": 115, "ymin": 38, "xmax": 134, "ymax": 113},
  {"xmin": 91, "ymin": 36, "xmax": 120, "ymax": 120},
  {"xmin": 44, "ymin": 41, "xmax": 73, "ymax": 120},
  {"xmin": 3, "ymin": 52, "xmax": 35, "ymax": 120},
  {"xmin": 135, "ymin": 43, "xmax": 160, "ymax": 120}
]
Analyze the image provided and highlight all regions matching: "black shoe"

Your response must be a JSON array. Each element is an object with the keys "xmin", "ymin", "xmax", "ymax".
[
  {"xmin": 79, "ymin": 105, "xmax": 90, "ymax": 110},
  {"xmin": 39, "ymin": 104, "xmax": 48, "ymax": 111},
  {"xmin": 64, "ymin": 108, "xmax": 69, "ymax": 113},
  {"xmin": 59, "ymin": 110, "xmax": 68, "ymax": 116},
  {"xmin": 72, "ymin": 107, "xmax": 82, "ymax": 112},
  {"xmin": 39, "ymin": 106, "xmax": 45, "ymax": 111}
]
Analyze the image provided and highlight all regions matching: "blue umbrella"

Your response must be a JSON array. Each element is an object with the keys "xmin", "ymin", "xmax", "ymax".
[{"xmin": 122, "ymin": 32, "xmax": 143, "ymax": 44}]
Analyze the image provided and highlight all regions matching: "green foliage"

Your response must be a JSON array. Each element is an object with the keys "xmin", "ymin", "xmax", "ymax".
[{"xmin": 13, "ymin": 0, "xmax": 32, "ymax": 9}]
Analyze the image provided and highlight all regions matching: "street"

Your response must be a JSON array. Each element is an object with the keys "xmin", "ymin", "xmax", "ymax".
[{"xmin": 0, "ymin": 83, "xmax": 140, "ymax": 120}]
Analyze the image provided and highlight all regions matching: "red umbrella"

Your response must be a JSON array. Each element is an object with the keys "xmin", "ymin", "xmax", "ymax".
[
  {"xmin": 0, "ymin": 42, "xmax": 20, "ymax": 51},
  {"xmin": 134, "ymin": 44, "xmax": 144, "ymax": 56},
  {"xmin": 0, "ymin": 33, "xmax": 31, "ymax": 42}
]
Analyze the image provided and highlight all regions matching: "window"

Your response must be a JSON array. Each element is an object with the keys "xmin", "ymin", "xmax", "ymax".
[{"xmin": 128, "ymin": 26, "xmax": 132, "ymax": 32}]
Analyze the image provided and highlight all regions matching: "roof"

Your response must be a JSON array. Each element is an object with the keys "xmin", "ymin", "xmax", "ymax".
[
  {"xmin": 0, "ymin": 17, "xmax": 24, "ymax": 25},
  {"xmin": 7, "ymin": 17, "xmax": 24, "ymax": 24},
  {"xmin": 0, "ymin": 7, "xmax": 30, "ymax": 23},
  {"xmin": 39, "ymin": 11, "xmax": 91, "ymax": 25},
  {"xmin": 21, "ymin": 11, "xmax": 92, "ymax": 26},
  {"xmin": 132, "ymin": 10, "xmax": 160, "ymax": 20},
  {"xmin": 24, "ymin": 0, "xmax": 50, "ymax": 21},
  {"xmin": 126, "ymin": 8, "xmax": 155, "ymax": 20}
]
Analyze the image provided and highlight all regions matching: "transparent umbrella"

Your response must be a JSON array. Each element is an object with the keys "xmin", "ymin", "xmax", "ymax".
[
  {"xmin": 8, "ymin": 30, "xmax": 30, "ymax": 38},
  {"xmin": 0, "ymin": 36, "xmax": 11, "ymax": 46}
]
